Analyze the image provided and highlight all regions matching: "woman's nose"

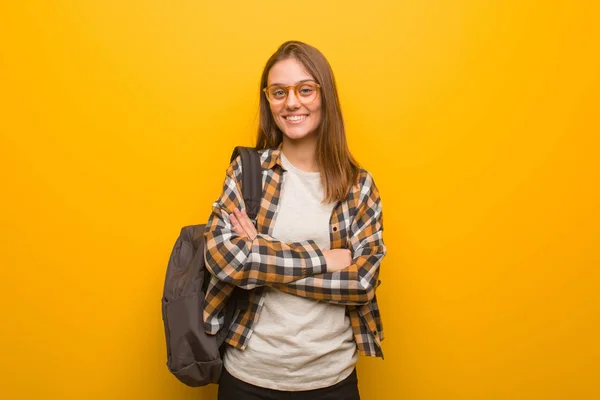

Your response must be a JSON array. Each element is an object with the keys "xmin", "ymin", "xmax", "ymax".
[{"xmin": 285, "ymin": 89, "xmax": 301, "ymax": 108}]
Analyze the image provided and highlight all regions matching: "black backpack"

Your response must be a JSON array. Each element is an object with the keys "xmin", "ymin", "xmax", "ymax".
[{"xmin": 161, "ymin": 146, "xmax": 262, "ymax": 386}]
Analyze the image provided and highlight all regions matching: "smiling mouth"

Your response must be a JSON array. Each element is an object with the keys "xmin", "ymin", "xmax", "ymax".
[{"xmin": 285, "ymin": 115, "xmax": 308, "ymax": 123}]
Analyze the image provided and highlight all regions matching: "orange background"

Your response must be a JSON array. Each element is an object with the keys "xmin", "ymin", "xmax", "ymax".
[{"xmin": 1, "ymin": 1, "xmax": 599, "ymax": 399}]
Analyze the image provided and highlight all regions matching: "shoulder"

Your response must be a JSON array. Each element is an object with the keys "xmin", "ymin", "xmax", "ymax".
[
  {"xmin": 226, "ymin": 147, "xmax": 276, "ymax": 180},
  {"xmin": 355, "ymin": 168, "xmax": 380, "ymax": 197},
  {"xmin": 226, "ymin": 155, "xmax": 242, "ymax": 180},
  {"xmin": 258, "ymin": 146, "xmax": 278, "ymax": 170},
  {"xmin": 351, "ymin": 167, "xmax": 382, "ymax": 211}
]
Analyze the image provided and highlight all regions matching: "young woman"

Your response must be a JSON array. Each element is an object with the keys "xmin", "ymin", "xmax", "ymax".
[{"xmin": 203, "ymin": 41, "xmax": 386, "ymax": 400}]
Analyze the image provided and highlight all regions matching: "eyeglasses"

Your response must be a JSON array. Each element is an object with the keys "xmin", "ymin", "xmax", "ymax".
[{"xmin": 262, "ymin": 81, "xmax": 321, "ymax": 105}]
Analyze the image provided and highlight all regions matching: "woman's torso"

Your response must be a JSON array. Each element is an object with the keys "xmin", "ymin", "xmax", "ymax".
[{"xmin": 223, "ymin": 151, "xmax": 358, "ymax": 391}]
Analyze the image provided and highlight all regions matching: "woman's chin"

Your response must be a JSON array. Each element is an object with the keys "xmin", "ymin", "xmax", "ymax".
[{"xmin": 282, "ymin": 127, "xmax": 317, "ymax": 141}]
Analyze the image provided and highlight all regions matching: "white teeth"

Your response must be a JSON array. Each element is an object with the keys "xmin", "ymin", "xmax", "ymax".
[{"xmin": 286, "ymin": 115, "xmax": 306, "ymax": 121}]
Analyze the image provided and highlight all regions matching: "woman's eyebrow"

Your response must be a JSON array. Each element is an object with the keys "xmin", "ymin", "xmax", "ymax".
[{"xmin": 268, "ymin": 79, "xmax": 315, "ymax": 86}]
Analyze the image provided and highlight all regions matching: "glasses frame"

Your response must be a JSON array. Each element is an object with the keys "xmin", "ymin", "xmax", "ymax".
[{"xmin": 262, "ymin": 81, "xmax": 321, "ymax": 105}]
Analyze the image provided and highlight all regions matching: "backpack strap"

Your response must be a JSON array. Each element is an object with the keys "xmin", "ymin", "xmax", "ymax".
[
  {"xmin": 217, "ymin": 146, "xmax": 261, "ymax": 349},
  {"xmin": 230, "ymin": 146, "xmax": 262, "ymax": 220}
]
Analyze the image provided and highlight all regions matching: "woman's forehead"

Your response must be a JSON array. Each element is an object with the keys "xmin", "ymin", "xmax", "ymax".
[{"xmin": 268, "ymin": 58, "xmax": 314, "ymax": 85}]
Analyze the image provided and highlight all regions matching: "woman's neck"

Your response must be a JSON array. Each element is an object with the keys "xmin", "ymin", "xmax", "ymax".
[{"xmin": 281, "ymin": 136, "xmax": 319, "ymax": 172}]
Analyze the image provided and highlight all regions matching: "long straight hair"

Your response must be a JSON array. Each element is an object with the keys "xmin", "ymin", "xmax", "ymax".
[{"xmin": 255, "ymin": 41, "xmax": 360, "ymax": 204}]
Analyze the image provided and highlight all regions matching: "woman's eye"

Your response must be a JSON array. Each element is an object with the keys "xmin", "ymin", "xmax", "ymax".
[
  {"xmin": 299, "ymin": 86, "xmax": 315, "ymax": 95},
  {"xmin": 272, "ymin": 89, "xmax": 286, "ymax": 98}
]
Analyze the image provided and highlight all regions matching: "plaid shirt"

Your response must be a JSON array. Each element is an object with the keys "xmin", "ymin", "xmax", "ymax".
[{"xmin": 203, "ymin": 144, "xmax": 386, "ymax": 358}]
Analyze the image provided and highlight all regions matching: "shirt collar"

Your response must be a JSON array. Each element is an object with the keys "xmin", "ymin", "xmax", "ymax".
[{"xmin": 265, "ymin": 142, "xmax": 284, "ymax": 170}]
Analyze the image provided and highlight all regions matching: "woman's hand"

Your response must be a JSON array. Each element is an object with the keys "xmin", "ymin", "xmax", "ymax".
[
  {"xmin": 230, "ymin": 208, "xmax": 258, "ymax": 240},
  {"xmin": 322, "ymin": 249, "xmax": 352, "ymax": 273}
]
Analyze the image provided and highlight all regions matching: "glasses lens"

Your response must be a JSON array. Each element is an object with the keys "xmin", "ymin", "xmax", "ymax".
[
  {"xmin": 297, "ymin": 83, "xmax": 318, "ymax": 103},
  {"xmin": 267, "ymin": 86, "xmax": 287, "ymax": 104}
]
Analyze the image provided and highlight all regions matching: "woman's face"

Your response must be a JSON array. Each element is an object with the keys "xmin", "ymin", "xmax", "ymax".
[{"xmin": 267, "ymin": 58, "xmax": 322, "ymax": 141}]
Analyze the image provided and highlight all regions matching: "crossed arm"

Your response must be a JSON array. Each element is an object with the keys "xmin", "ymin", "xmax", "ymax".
[{"xmin": 203, "ymin": 157, "xmax": 386, "ymax": 306}]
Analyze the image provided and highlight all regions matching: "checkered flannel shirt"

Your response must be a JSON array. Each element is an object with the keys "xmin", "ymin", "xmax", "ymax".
[{"xmin": 203, "ymin": 144, "xmax": 386, "ymax": 358}]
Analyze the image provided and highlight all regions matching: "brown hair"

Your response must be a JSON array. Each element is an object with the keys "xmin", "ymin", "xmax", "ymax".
[{"xmin": 255, "ymin": 40, "xmax": 360, "ymax": 203}]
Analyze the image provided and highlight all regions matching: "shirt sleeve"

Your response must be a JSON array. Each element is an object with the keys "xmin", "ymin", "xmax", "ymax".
[
  {"xmin": 273, "ymin": 171, "xmax": 386, "ymax": 305},
  {"xmin": 203, "ymin": 156, "xmax": 328, "ymax": 290}
]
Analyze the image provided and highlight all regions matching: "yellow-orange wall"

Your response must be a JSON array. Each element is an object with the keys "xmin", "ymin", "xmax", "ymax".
[{"xmin": 1, "ymin": 1, "xmax": 598, "ymax": 399}]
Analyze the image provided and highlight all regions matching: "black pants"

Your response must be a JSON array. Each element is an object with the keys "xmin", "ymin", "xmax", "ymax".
[{"xmin": 217, "ymin": 367, "xmax": 360, "ymax": 400}]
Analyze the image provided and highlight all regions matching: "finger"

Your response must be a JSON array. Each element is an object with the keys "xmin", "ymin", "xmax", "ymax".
[
  {"xmin": 229, "ymin": 213, "xmax": 239, "ymax": 230},
  {"xmin": 234, "ymin": 208, "xmax": 252, "ymax": 231},
  {"xmin": 238, "ymin": 210, "xmax": 258, "ymax": 238},
  {"xmin": 235, "ymin": 212, "xmax": 253, "ymax": 238},
  {"xmin": 232, "ymin": 209, "xmax": 248, "ymax": 231},
  {"xmin": 229, "ymin": 213, "xmax": 246, "ymax": 237},
  {"xmin": 242, "ymin": 210, "xmax": 258, "ymax": 238}
]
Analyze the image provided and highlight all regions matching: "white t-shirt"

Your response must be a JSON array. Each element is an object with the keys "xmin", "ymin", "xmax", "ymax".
[{"xmin": 223, "ymin": 151, "xmax": 357, "ymax": 391}]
